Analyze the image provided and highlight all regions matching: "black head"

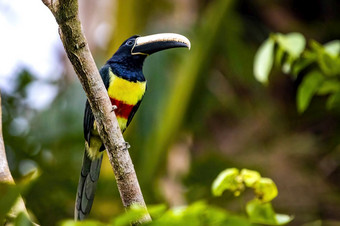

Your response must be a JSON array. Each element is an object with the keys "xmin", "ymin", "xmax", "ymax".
[
  {"xmin": 106, "ymin": 33, "xmax": 191, "ymax": 79},
  {"xmin": 107, "ymin": 35, "xmax": 146, "ymax": 72}
]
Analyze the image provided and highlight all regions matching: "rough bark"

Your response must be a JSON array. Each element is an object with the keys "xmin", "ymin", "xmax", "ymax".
[
  {"xmin": 0, "ymin": 93, "xmax": 13, "ymax": 184},
  {"xmin": 41, "ymin": 0, "xmax": 151, "ymax": 223}
]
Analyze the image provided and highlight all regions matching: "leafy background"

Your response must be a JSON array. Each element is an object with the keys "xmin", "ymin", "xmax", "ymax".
[{"xmin": 1, "ymin": 0, "xmax": 340, "ymax": 225}]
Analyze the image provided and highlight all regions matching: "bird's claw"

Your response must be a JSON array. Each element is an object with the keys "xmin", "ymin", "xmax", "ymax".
[
  {"xmin": 111, "ymin": 105, "xmax": 118, "ymax": 112},
  {"xmin": 118, "ymin": 142, "xmax": 130, "ymax": 151}
]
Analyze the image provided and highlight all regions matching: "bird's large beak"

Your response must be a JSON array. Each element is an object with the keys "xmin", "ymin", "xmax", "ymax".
[{"xmin": 131, "ymin": 33, "xmax": 191, "ymax": 55}]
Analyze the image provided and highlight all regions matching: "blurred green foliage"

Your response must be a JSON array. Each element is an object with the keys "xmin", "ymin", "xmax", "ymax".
[
  {"xmin": 212, "ymin": 168, "xmax": 292, "ymax": 225},
  {"xmin": 2, "ymin": 0, "xmax": 340, "ymax": 225},
  {"xmin": 61, "ymin": 202, "xmax": 251, "ymax": 226},
  {"xmin": 57, "ymin": 168, "xmax": 291, "ymax": 225},
  {"xmin": 0, "ymin": 183, "xmax": 20, "ymax": 222},
  {"xmin": 254, "ymin": 32, "xmax": 340, "ymax": 113}
]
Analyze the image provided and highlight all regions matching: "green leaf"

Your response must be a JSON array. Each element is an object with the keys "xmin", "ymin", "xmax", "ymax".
[
  {"xmin": 240, "ymin": 169, "xmax": 261, "ymax": 187},
  {"xmin": 223, "ymin": 215, "xmax": 253, "ymax": 226},
  {"xmin": 291, "ymin": 55, "xmax": 316, "ymax": 77},
  {"xmin": 253, "ymin": 178, "xmax": 278, "ymax": 202},
  {"xmin": 317, "ymin": 80, "xmax": 340, "ymax": 95},
  {"xmin": 274, "ymin": 46, "xmax": 285, "ymax": 66},
  {"xmin": 275, "ymin": 33, "xmax": 307, "ymax": 75},
  {"xmin": 212, "ymin": 168, "xmax": 243, "ymax": 197},
  {"xmin": 112, "ymin": 204, "xmax": 149, "ymax": 226},
  {"xmin": 149, "ymin": 201, "xmax": 248, "ymax": 226},
  {"xmin": 147, "ymin": 204, "xmax": 167, "ymax": 220},
  {"xmin": 246, "ymin": 199, "xmax": 276, "ymax": 224},
  {"xmin": 326, "ymin": 91, "xmax": 340, "ymax": 110},
  {"xmin": 275, "ymin": 214, "xmax": 294, "ymax": 225},
  {"xmin": 310, "ymin": 40, "xmax": 324, "ymax": 52},
  {"xmin": 14, "ymin": 212, "xmax": 33, "ymax": 226},
  {"xmin": 318, "ymin": 52, "xmax": 340, "ymax": 76},
  {"xmin": 297, "ymin": 71, "xmax": 324, "ymax": 113},
  {"xmin": 0, "ymin": 183, "xmax": 20, "ymax": 222},
  {"xmin": 254, "ymin": 38, "xmax": 275, "ymax": 83},
  {"xmin": 282, "ymin": 58, "xmax": 293, "ymax": 74},
  {"xmin": 324, "ymin": 40, "xmax": 340, "ymax": 57},
  {"xmin": 310, "ymin": 40, "xmax": 340, "ymax": 76},
  {"xmin": 276, "ymin": 33, "xmax": 306, "ymax": 57},
  {"xmin": 60, "ymin": 220, "xmax": 106, "ymax": 226},
  {"xmin": 246, "ymin": 199, "xmax": 293, "ymax": 225}
]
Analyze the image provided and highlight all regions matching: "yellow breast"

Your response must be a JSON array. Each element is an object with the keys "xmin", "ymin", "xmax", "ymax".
[{"xmin": 107, "ymin": 70, "xmax": 146, "ymax": 105}]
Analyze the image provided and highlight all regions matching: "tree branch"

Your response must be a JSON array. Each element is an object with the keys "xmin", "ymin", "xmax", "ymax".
[
  {"xmin": 0, "ymin": 95, "xmax": 13, "ymax": 184},
  {"xmin": 41, "ymin": 0, "xmax": 151, "ymax": 223},
  {"xmin": 0, "ymin": 90, "xmax": 32, "ymax": 222}
]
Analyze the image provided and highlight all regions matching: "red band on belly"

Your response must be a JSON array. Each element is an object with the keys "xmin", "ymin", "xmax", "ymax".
[{"xmin": 110, "ymin": 98, "xmax": 134, "ymax": 119}]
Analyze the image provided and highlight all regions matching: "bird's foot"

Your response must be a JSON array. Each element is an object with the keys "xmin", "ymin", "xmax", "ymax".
[
  {"xmin": 118, "ymin": 142, "xmax": 130, "ymax": 151},
  {"xmin": 111, "ymin": 105, "xmax": 118, "ymax": 112}
]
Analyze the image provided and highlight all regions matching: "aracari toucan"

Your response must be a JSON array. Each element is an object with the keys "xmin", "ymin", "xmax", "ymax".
[{"xmin": 75, "ymin": 33, "xmax": 191, "ymax": 220}]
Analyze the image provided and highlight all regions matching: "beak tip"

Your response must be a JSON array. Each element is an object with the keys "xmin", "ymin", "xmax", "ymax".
[{"xmin": 181, "ymin": 35, "xmax": 191, "ymax": 50}]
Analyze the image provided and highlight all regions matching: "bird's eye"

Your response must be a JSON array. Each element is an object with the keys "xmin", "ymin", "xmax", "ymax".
[{"xmin": 126, "ymin": 40, "xmax": 134, "ymax": 46}]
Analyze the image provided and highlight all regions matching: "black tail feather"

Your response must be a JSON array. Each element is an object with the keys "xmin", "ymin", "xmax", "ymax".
[{"xmin": 75, "ymin": 150, "xmax": 103, "ymax": 220}]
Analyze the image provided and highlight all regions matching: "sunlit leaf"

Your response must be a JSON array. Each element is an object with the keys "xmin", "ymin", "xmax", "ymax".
[
  {"xmin": 246, "ymin": 199, "xmax": 293, "ymax": 225},
  {"xmin": 324, "ymin": 40, "xmax": 340, "ymax": 57},
  {"xmin": 0, "ymin": 183, "xmax": 20, "ymax": 222},
  {"xmin": 253, "ymin": 178, "xmax": 278, "ymax": 202},
  {"xmin": 246, "ymin": 199, "xmax": 276, "ymax": 224},
  {"xmin": 151, "ymin": 202, "xmax": 209, "ymax": 225},
  {"xmin": 112, "ymin": 204, "xmax": 149, "ymax": 226},
  {"xmin": 282, "ymin": 60, "xmax": 292, "ymax": 74},
  {"xmin": 310, "ymin": 39, "xmax": 340, "ymax": 76},
  {"xmin": 281, "ymin": 50, "xmax": 297, "ymax": 74},
  {"xmin": 240, "ymin": 169, "xmax": 261, "ymax": 187},
  {"xmin": 147, "ymin": 204, "xmax": 167, "ymax": 220},
  {"xmin": 0, "ymin": 170, "xmax": 39, "ymax": 223},
  {"xmin": 297, "ymin": 71, "xmax": 324, "ymax": 113},
  {"xmin": 276, "ymin": 33, "xmax": 306, "ymax": 57},
  {"xmin": 17, "ymin": 168, "xmax": 41, "ymax": 195},
  {"xmin": 14, "ymin": 212, "xmax": 33, "ymax": 226},
  {"xmin": 254, "ymin": 38, "xmax": 275, "ymax": 83},
  {"xmin": 212, "ymin": 168, "xmax": 243, "ymax": 196},
  {"xmin": 148, "ymin": 201, "xmax": 250, "ymax": 226},
  {"xmin": 223, "ymin": 216, "xmax": 253, "ymax": 226},
  {"xmin": 275, "ymin": 214, "xmax": 294, "ymax": 225}
]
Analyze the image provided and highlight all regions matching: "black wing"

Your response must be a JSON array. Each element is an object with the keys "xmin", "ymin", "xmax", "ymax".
[
  {"xmin": 83, "ymin": 100, "xmax": 94, "ymax": 144},
  {"xmin": 83, "ymin": 65, "xmax": 111, "ymax": 145},
  {"xmin": 126, "ymin": 99, "xmax": 143, "ymax": 129}
]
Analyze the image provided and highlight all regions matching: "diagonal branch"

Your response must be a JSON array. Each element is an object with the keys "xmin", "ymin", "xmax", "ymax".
[
  {"xmin": 41, "ymin": 0, "xmax": 151, "ymax": 223},
  {"xmin": 0, "ymin": 94, "xmax": 13, "ymax": 184},
  {"xmin": 0, "ymin": 91, "xmax": 32, "ymax": 222}
]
